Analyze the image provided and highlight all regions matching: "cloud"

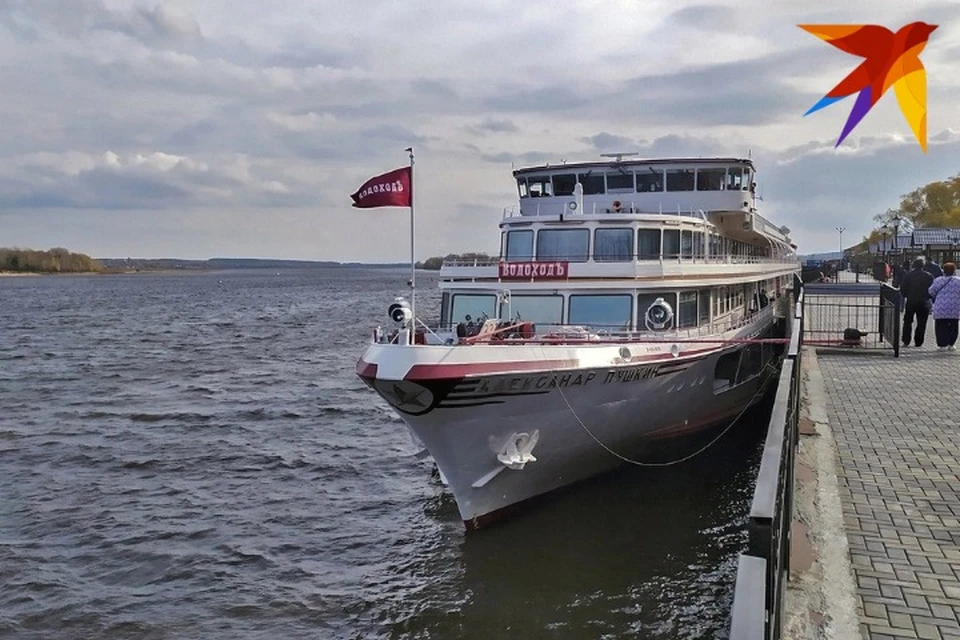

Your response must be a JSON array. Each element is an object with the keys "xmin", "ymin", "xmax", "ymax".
[
  {"xmin": 0, "ymin": 150, "xmax": 311, "ymax": 210},
  {"xmin": 1, "ymin": 0, "xmax": 959, "ymax": 259}
]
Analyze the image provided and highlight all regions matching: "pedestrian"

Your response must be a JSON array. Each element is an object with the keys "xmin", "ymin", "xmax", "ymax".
[
  {"xmin": 900, "ymin": 257, "xmax": 933, "ymax": 347},
  {"xmin": 928, "ymin": 262, "xmax": 960, "ymax": 351},
  {"xmin": 923, "ymin": 257, "xmax": 944, "ymax": 278}
]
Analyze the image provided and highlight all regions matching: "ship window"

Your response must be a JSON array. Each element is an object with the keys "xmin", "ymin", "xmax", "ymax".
[
  {"xmin": 517, "ymin": 177, "xmax": 528, "ymax": 198},
  {"xmin": 698, "ymin": 289, "xmax": 711, "ymax": 326},
  {"xmin": 636, "ymin": 168, "xmax": 663, "ymax": 192},
  {"xmin": 663, "ymin": 229, "xmax": 681, "ymax": 258},
  {"xmin": 451, "ymin": 294, "xmax": 497, "ymax": 324},
  {"xmin": 714, "ymin": 351, "xmax": 740, "ymax": 392},
  {"xmin": 606, "ymin": 171, "xmax": 634, "ymax": 191},
  {"xmin": 666, "ymin": 169, "xmax": 695, "ymax": 191},
  {"xmin": 527, "ymin": 175, "xmax": 552, "ymax": 198},
  {"xmin": 693, "ymin": 231, "xmax": 706, "ymax": 258},
  {"xmin": 697, "ymin": 168, "xmax": 725, "ymax": 191},
  {"xmin": 726, "ymin": 167, "xmax": 746, "ymax": 191},
  {"xmin": 504, "ymin": 295, "xmax": 563, "ymax": 325},
  {"xmin": 594, "ymin": 228, "xmax": 633, "ymax": 262},
  {"xmin": 637, "ymin": 293, "xmax": 673, "ymax": 329},
  {"xmin": 569, "ymin": 294, "xmax": 632, "ymax": 331},
  {"xmin": 537, "ymin": 229, "xmax": 589, "ymax": 262},
  {"xmin": 678, "ymin": 291, "xmax": 698, "ymax": 328},
  {"xmin": 638, "ymin": 229, "xmax": 661, "ymax": 260},
  {"xmin": 578, "ymin": 172, "xmax": 605, "ymax": 195},
  {"xmin": 505, "ymin": 230, "xmax": 534, "ymax": 261},
  {"xmin": 681, "ymin": 230, "xmax": 694, "ymax": 258},
  {"xmin": 441, "ymin": 292, "xmax": 450, "ymax": 325},
  {"xmin": 553, "ymin": 173, "xmax": 576, "ymax": 196}
]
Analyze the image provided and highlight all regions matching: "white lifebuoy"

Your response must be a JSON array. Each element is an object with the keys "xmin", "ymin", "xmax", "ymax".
[{"xmin": 645, "ymin": 297, "xmax": 674, "ymax": 331}]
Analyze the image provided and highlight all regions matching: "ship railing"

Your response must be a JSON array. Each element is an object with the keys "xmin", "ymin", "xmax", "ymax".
[
  {"xmin": 729, "ymin": 276, "xmax": 803, "ymax": 640},
  {"xmin": 398, "ymin": 305, "xmax": 779, "ymax": 347},
  {"xmin": 503, "ymin": 202, "xmax": 713, "ymax": 218},
  {"xmin": 440, "ymin": 255, "xmax": 800, "ymax": 270}
]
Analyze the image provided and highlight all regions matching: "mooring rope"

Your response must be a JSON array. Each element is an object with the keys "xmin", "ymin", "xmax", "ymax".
[{"xmin": 541, "ymin": 342, "xmax": 778, "ymax": 467}]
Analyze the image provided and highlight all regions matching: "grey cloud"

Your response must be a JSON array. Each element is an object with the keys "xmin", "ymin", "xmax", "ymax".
[
  {"xmin": 479, "ymin": 151, "xmax": 554, "ymax": 165},
  {"xmin": 1, "ymin": 0, "xmax": 202, "ymax": 44},
  {"xmin": 477, "ymin": 118, "xmax": 518, "ymax": 133},
  {"xmin": 667, "ymin": 5, "xmax": 741, "ymax": 33},
  {"xmin": 582, "ymin": 133, "xmax": 639, "ymax": 154}
]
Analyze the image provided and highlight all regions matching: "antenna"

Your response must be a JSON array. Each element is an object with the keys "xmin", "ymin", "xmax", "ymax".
[{"xmin": 600, "ymin": 152, "xmax": 639, "ymax": 163}]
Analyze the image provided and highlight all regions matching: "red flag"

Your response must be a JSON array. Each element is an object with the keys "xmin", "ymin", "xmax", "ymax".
[{"xmin": 350, "ymin": 166, "xmax": 412, "ymax": 208}]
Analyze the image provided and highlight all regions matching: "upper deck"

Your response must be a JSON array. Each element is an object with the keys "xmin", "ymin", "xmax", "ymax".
[{"xmin": 513, "ymin": 156, "xmax": 756, "ymax": 218}]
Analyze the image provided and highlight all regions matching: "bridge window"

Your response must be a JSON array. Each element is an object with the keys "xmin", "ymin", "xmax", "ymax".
[
  {"xmin": 726, "ymin": 167, "xmax": 746, "ymax": 191},
  {"xmin": 553, "ymin": 173, "xmax": 576, "ymax": 196},
  {"xmin": 527, "ymin": 175, "xmax": 552, "ymax": 197},
  {"xmin": 678, "ymin": 291, "xmax": 698, "ymax": 328},
  {"xmin": 517, "ymin": 178, "xmax": 528, "ymax": 198},
  {"xmin": 638, "ymin": 229, "xmax": 661, "ymax": 260},
  {"xmin": 636, "ymin": 168, "xmax": 663, "ymax": 192},
  {"xmin": 666, "ymin": 169, "xmax": 695, "ymax": 191},
  {"xmin": 569, "ymin": 294, "xmax": 632, "ymax": 331},
  {"xmin": 694, "ymin": 231, "xmax": 706, "ymax": 258},
  {"xmin": 663, "ymin": 229, "xmax": 681, "ymax": 258},
  {"xmin": 606, "ymin": 171, "xmax": 634, "ymax": 191},
  {"xmin": 504, "ymin": 295, "xmax": 563, "ymax": 325},
  {"xmin": 697, "ymin": 168, "xmax": 725, "ymax": 191},
  {"xmin": 505, "ymin": 230, "xmax": 534, "ymax": 261},
  {"xmin": 451, "ymin": 294, "xmax": 496, "ymax": 324},
  {"xmin": 578, "ymin": 173, "xmax": 605, "ymax": 195},
  {"xmin": 594, "ymin": 228, "xmax": 633, "ymax": 262},
  {"xmin": 537, "ymin": 229, "xmax": 589, "ymax": 262}
]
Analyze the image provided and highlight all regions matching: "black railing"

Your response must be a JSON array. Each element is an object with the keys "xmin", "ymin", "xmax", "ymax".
[
  {"xmin": 801, "ymin": 282, "xmax": 899, "ymax": 356},
  {"xmin": 729, "ymin": 281, "xmax": 803, "ymax": 640},
  {"xmin": 878, "ymin": 284, "xmax": 902, "ymax": 357}
]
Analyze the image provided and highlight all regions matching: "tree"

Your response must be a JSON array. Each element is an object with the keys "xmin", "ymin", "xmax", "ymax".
[{"xmin": 876, "ymin": 174, "xmax": 960, "ymax": 229}]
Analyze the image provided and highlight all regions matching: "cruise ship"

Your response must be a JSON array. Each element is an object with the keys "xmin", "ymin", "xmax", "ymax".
[{"xmin": 357, "ymin": 154, "xmax": 800, "ymax": 529}]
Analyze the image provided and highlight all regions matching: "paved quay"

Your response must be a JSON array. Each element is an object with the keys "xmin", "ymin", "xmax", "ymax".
[{"xmin": 785, "ymin": 271, "xmax": 960, "ymax": 639}]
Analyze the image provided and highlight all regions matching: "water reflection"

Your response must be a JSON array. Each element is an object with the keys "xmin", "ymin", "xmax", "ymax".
[{"xmin": 381, "ymin": 405, "xmax": 769, "ymax": 640}]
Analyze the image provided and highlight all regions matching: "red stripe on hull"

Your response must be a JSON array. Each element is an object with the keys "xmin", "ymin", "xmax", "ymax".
[
  {"xmin": 404, "ymin": 360, "xmax": 577, "ymax": 380},
  {"xmin": 356, "ymin": 359, "xmax": 378, "ymax": 379}
]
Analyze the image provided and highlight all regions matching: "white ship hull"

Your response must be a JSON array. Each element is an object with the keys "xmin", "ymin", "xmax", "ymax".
[{"xmin": 358, "ymin": 314, "xmax": 782, "ymax": 529}]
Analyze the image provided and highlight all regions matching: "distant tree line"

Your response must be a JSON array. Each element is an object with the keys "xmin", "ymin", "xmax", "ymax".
[
  {"xmin": 851, "ymin": 173, "xmax": 960, "ymax": 253},
  {"xmin": 0, "ymin": 247, "xmax": 103, "ymax": 273},
  {"xmin": 416, "ymin": 252, "xmax": 493, "ymax": 270}
]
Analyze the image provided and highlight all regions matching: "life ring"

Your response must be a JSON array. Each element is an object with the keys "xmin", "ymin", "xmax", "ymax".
[
  {"xmin": 645, "ymin": 298, "xmax": 674, "ymax": 331},
  {"xmin": 612, "ymin": 200, "xmax": 622, "ymax": 212}
]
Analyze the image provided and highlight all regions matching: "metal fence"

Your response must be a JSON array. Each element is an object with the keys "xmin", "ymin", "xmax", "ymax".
[
  {"xmin": 801, "ymin": 282, "xmax": 900, "ymax": 357},
  {"xmin": 729, "ymin": 278, "xmax": 803, "ymax": 640}
]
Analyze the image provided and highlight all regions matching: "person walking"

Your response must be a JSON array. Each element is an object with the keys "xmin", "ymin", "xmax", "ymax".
[
  {"xmin": 928, "ymin": 262, "xmax": 960, "ymax": 351},
  {"xmin": 900, "ymin": 257, "xmax": 933, "ymax": 347},
  {"xmin": 923, "ymin": 257, "xmax": 944, "ymax": 278}
]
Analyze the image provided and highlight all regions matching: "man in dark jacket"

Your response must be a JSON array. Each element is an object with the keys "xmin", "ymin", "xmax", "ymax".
[
  {"xmin": 923, "ymin": 257, "xmax": 943, "ymax": 277},
  {"xmin": 901, "ymin": 257, "xmax": 934, "ymax": 347}
]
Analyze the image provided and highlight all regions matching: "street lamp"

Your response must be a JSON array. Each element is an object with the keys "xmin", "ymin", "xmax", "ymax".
[
  {"xmin": 881, "ymin": 224, "xmax": 890, "ymax": 260},
  {"xmin": 836, "ymin": 226, "xmax": 845, "ymax": 270}
]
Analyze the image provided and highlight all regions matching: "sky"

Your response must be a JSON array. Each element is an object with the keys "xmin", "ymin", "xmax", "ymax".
[{"xmin": 2, "ymin": 0, "xmax": 960, "ymax": 261}]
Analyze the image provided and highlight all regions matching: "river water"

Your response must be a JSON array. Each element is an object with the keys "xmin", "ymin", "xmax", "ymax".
[{"xmin": 0, "ymin": 267, "xmax": 769, "ymax": 639}]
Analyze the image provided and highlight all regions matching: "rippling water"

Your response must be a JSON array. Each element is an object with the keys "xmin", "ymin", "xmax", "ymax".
[{"xmin": 0, "ymin": 268, "xmax": 768, "ymax": 639}]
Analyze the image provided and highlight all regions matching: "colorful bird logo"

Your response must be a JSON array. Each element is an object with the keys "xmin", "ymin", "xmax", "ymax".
[{"xmin": 800, "ymin": 22, "xmax": 937, "ymax": 152}]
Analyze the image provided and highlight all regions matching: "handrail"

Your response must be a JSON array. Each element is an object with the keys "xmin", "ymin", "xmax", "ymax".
[
  {"xmin": 729, "ymin": 285, "xmax": 804, "ymax": 640},
  {"xmin": 440, "ymin": 256, "xmax": 801, "ymax": 268}
]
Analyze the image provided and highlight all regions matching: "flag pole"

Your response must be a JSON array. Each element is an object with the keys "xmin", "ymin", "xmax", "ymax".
[{"xmin": 406, "ymin": 147, "xmax": 416, "ymax": 345}]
